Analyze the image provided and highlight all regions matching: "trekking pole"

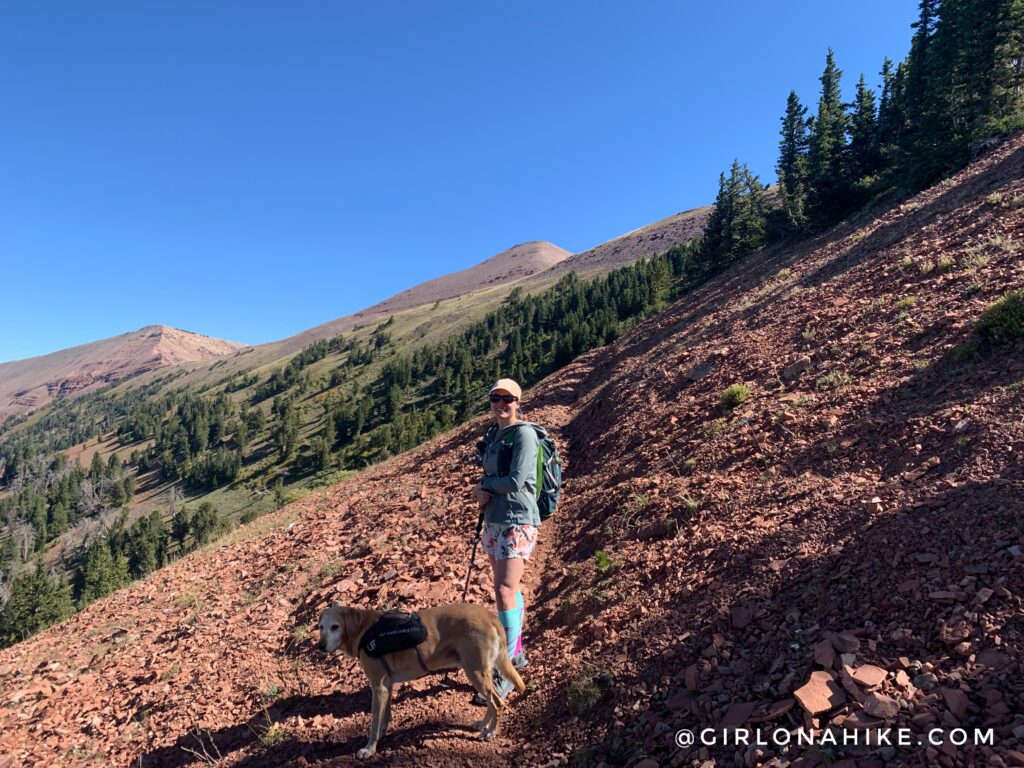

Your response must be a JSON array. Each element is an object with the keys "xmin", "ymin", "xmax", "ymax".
[{"xmin": 461, "ymin": 508, "xmax": 485, "ymax": 603}]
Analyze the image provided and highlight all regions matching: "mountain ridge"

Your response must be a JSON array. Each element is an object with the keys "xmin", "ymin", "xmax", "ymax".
[
  {"xmin": 277, "ymin": 240, "xmax": 573, "ymax": 355},
  {"xmin": 0, "ymin": 203, "xmax": 711, "ymax": 423}
]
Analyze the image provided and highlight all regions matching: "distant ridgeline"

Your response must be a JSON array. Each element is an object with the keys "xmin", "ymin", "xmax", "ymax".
[{"xmin": 1, "ymin": 0, "xmax": 1022, "ymax": 647}]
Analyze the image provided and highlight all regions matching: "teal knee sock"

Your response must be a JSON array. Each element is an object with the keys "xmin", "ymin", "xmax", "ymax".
[
  {"xmin": 498, "ymin": 608, "xmax": 521, "ymax": 659},
  {"xmin": 515, "ymin": 592, "xmax": 525, "ymax": 654}
]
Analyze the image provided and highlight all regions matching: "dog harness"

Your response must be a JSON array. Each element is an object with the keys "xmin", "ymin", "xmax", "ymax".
[{"xmin": 358, "ymin": 610, "xmax": 430, "ymax": 679}]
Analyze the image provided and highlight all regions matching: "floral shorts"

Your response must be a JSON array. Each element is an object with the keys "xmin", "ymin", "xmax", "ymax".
[{"xmin": 481, "ymin": 522, "xmax": 539, "ymax": 561}]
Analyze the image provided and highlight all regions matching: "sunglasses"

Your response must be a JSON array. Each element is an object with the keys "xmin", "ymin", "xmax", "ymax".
[{"xmin": 489, "ymin": 394, "xmax": 518, "ymax": 404}]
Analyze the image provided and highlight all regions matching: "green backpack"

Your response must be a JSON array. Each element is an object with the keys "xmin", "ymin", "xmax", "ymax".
[{"xmin": 482, "ymin": 422, "xmax": 563, "ymax": 522}]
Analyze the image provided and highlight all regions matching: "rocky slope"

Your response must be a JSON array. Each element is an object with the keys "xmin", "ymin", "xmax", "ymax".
[
  {"xmin": 545, "ymin": 204, "xmax": 711, "ymax": 278},
  {"xmin": 0, "ymin": 135, "xmax": 1022, "ymax": 768},
  {"xmin": 0, "ymin": 327, "xmax": 247, "ymax": 421}
]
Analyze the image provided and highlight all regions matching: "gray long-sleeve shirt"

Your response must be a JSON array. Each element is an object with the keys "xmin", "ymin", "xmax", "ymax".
[{"xmin": 479, "ymin": 422, "xmax": 540, "ymax": 526}]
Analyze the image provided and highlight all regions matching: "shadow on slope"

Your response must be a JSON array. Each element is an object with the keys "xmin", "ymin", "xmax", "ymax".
[
  {"xmin": 139, "ymin": 680, "xmax": 489, "ymax": 768},
  {"xmin": 797, "ymin": 138, "xmax": 1024, "ymax": 289}
]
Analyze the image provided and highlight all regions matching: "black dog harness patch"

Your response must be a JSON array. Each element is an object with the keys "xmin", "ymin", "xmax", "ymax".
[{"xmin": 358, "ymin": 610, "xmax": 429, "ymax": 678}]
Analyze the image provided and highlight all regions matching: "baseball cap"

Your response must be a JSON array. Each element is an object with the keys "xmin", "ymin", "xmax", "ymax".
[{"xmin": 488, "ymin": 378, "xmax": 522, "ymax": 399}]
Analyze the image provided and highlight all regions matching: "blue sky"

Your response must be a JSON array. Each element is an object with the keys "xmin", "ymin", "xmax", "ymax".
[{"xmin": 0, "ymin": 1, "xmax": 918, "ymax": 363}]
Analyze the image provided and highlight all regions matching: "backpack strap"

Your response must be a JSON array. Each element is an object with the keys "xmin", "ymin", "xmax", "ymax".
[
  {"xmin": 476, "ymin": 424, "xmax": 498, "ymax": 466},
  {"xmin": 494, "ymin": 423, "xmax": 545, "ymax": 501},
  {"xmin": 374, "ymin": 647, "xmax": 429, "ymax": 680},
  {"xmin": 494, "ymin": 422, "xmax": 527, "ymax": 476}
]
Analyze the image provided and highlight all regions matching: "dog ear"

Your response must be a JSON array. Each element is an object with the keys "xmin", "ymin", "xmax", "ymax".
[{"xmin": 340, "ymin": 606, "xmax": 359, "ymax": 638}]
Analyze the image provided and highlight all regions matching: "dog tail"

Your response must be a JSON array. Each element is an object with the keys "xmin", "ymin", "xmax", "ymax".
[{"xmin": 493, "ymin": 630, "xmax": 526, "ymax": 693}]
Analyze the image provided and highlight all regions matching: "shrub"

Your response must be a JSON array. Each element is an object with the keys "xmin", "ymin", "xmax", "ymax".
[
  {"xmin": 566, "ymin": 665, "xmax": 614, "ymax": 715},
  {"xmin": 816, "ymin": 371, "xmax": 854, "ymax": 391},
  {"xmin": 240, "ymin": 508, "xmax": 259, "ymax": 524},
  {"xmin": 719, "ymin": 384, "xmax": 751, "ymax": 411},
  {"xmin": 976, "ymin": 291, "xmax": 1024, "ymax": 346},
  {"xmin": 953, "ymin": 340, "xmax": 980, "ymax": 361},
  {"xmin": 894, "ymin": 296, "xmax": 917, "ymax": 317},
  {"xmin": 594, "ymin": 550, "xmax": 621, "ymax": 574}
]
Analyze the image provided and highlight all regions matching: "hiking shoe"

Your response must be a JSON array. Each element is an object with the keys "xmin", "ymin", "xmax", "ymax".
[
  {"xmin": 511, "ymin": 649, "xmax": 528, "ymax": 670},
  {"xmin": 472, "ymin": 668, "xmax": 517, "ymax": 705},
  {"xmin": 492, "ymin": 668, "xmax": 516, "ymax": 700}
]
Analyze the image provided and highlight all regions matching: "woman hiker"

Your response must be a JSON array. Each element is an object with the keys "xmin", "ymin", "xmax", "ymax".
[{"xmin": 472, "ymin": 378, "xmax": 538, "ymax": 699}]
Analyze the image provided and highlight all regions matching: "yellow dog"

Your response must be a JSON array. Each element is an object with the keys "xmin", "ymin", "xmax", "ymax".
[{"xmin": 317, "ymin": 603, "xmax": 525, "ymax": 758}]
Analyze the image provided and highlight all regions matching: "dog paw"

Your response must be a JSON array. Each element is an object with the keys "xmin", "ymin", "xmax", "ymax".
[
  {"xmin": 478, "ymin": 728, "xmax": 495, "ymax": 742},
  {"xmin": 357, "ymin": 747, "xmax": 376, "ymax": 759}
]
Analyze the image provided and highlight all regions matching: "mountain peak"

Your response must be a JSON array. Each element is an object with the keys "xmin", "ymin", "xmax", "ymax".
[{"xmin": 0, "ymin": 327, "xmax": 246, "ymax": 420}]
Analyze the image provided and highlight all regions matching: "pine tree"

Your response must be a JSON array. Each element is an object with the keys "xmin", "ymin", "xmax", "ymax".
[
  {"xmin": 272, "ymin": 399, "xmax": 300, "ymax": 461},
  {"xmin": 732, "ymin": 165, "xmax": 768, "ymax": 255},
  {"xmin": 148, "ymin": 509, "xmax": 168, "ymax": 569},
  {"xmin": 235, "ymin": 419, "xmax": 249, "ymax": 455},
  {"xmin": 77, "ymin": 543, "xmax": 128, "ymax": 606},
  {"xmin": 124, "ymin": 519, "xmax": 157, "ymax": 578},
  {"xmin": 122, "ymin": 475, "xmax": 136, "ymax": 505},
  {"xmin": 314, "ymin": 410, "xmax": 336, "ymax": 471},
  {"xmin": 904, "ymin": 0, "xmax": 938, "ymax": 133},
  {"xmin": 48, "ymin": 502, "xmax": 69, "ymax": 538},
  {"xmin": 776, "ymin": 90, "xmax": 811, "ymax": 232},
  {"xmin": 877, "ymin": 58, "xmax": 903, "ymax": 164},
  {"xmin": 384, "ymin": 385, "xmax": 403, "ymax": 421},
  {"xmin": 807, "ymin": 49, "xmax": 851, "ymax": 223},
  {"xmin": 171, "ymin": 508, "xmax": 191, "ymax": 550},
  {"xmin": 0, "ymin": 558, "xmax": 73, "ymax": 646},
  {"xmin": 111, "ymin": 479, "xmax": 128, "ymax": 507},
  {"xmin": 190, "ymin": 501, "xmax": 229, "ymax": 546},
  {"xmin": 89, "ymin": 451, "xmax": 104, "ymax": 485},
  {"xmin": 649, "ymin": 258, "xmax": 672, "ymax": 309},
  {"xmin": 697, "ymin": 161, "xmax": 768, "ymax": 269},
  {"xmin": 986, "ymin": 0, "xmax": 1024, "ymax": 135},
  {"xmin": 849, "ymin": 73, "xmax": 881, "ymax": 183},
  {"xmin": 919, "ymin": 0, "xmax": 975, "ymax": 182},
  {"xmin": 700, "ymin": 171, "xmax": 734, "ymax": 269},
  {"xmin": 30, "ymin": 503, "xmax": 47, "ymax": 551}
]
